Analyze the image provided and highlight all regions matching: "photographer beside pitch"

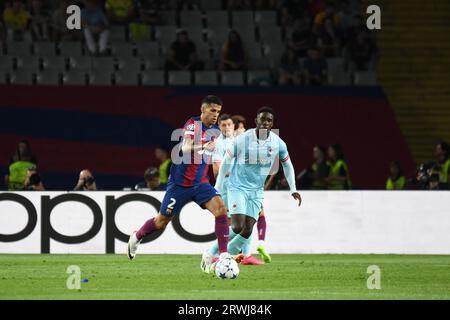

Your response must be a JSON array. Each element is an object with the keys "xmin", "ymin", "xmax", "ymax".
[{"xmin": 73, "ymin": 169, "xmax": 97, "ymax": 191}]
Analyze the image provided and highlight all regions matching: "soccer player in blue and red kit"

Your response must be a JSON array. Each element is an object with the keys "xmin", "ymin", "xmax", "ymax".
[{"xmin": 127, "ymin": 95, "xmax": 239, "ymax": 265}]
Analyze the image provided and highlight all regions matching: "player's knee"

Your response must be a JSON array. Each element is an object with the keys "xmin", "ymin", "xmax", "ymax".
[{"xmin": 240, "ymin": 227, "xmax": 253, "ymax": 238}]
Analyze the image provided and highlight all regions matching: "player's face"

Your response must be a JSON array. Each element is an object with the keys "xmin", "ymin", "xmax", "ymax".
[
  {"xmin": 202, "ymin": 103, "xmax": 222, "ymax": 126},
  {"xmin": 255, "ymin": 112, "xmax": 274, "ymax": 132},
  {"xmin": 219, "ymin": 119, "xmax": 235, "ymax": 137}
]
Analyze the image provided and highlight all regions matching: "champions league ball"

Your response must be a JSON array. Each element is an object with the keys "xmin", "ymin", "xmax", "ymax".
[{"xmin": 215, "ymin": 258, "xmax": 240, "ymax": 280}]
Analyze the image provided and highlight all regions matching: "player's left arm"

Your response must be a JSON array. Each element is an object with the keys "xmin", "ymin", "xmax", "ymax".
[{"xmin": 279, "ymin": 140, "xmax": 302, "ymax": 207}]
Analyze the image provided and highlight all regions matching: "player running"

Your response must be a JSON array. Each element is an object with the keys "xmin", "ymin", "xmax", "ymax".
[
  {"xmin": 127, "ymin": 95, "xmax": 240, "ymax": 265},
  {"xmin": 209, "ymin": 113, "xmax": 265, "ymax": 265},
  {"xmin": 202, "ymin": 106, "xmax": 302, "ymax": 273}
]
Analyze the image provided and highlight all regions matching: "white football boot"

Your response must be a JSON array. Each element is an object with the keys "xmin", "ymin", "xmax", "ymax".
[{"xmin": 127, "ymin": 231, "xmax": 141, "ymax": 260}]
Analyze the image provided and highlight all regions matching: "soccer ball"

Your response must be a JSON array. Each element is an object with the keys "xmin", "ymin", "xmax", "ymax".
[{"xmin": 215, "ymin": 258, "xmax": 239, "ymax": 279}]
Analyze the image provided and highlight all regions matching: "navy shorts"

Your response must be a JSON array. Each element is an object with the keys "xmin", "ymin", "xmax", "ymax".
[{"xmin": 160, "ymin": 182, "xmax": 220, "ymax": 217}]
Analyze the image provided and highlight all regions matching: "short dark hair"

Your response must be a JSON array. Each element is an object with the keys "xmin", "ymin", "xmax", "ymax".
[
  {"xmin": 438, "ymin": 141, "xmax": 449, "ymax": 158},
  {"xmin": 257, "ymin": 106, "xmax": 274, "ymax": 116},
  {"xmin": 218, "ymin": 113, "xmax": 232, "ymax": 123},
  {"xmin": 202, "ymin": 95, "xmax": 223, "ymax": 106},
  {"xmin": 329, "ymin": 144, "xmax": 344, "ymax": 160}
]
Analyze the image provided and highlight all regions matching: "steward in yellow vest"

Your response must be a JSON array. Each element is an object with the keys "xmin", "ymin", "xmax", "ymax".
[{"xmin": 326, "ymin": 144, "xmax": 352, "ymax": 190}]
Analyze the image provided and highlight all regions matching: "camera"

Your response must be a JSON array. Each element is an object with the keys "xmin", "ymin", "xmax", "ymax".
[
  {"xmin": 29, "ymin": 173, "xmax": 42, "ymax": 186},
  {"xmin": 84, "ymin": 176, "xmax": 95, "ymax": 187},
  {"xmin": 415, "ymin": 162, "xmax": 440, "ymax": 189}
]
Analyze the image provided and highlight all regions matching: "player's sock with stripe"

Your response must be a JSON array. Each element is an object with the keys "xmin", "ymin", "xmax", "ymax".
[
  {"xmin": 210, "ymin": 227, "xmax": 237, "ymax": 256},
  {"xmin": 136, "ymin": 218, "xmax": 156, "ymax": 240},
  {"xmin": 242, "ymin": 234, "xmax": 252, "ymax": 257},
  {"xmin": 215, "ymin": 215, "xmax": 229, "ymax": 254},
  {"xmin": 257, "ymin": 215, "xmax": 266, "ymax": 241},
  {"xmin": 228, "ymin": 234, "xmax": 250, "ymax": 255}
]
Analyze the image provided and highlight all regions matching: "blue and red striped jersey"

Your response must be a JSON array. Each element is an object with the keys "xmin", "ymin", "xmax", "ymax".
[{"xmin": 169, "ymin": 116, "xmax": 220, "ymax": 187}]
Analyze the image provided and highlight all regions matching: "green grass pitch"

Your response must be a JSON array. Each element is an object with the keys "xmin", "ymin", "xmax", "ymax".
[{"xmin": 0, "ymin": 254, "xmax": 449, "ymax": 299}]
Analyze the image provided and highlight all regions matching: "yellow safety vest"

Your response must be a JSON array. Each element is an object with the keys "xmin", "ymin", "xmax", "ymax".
[
  {"xmin": 159, "ymin": 159, "xmax": 172, "ymax": 185},
  {"xmin": 386, "ymin": 176, "xmax": 406, "ymax": 190},
  {"xmin": 8, "ymin": 161, "xmax": 36, "ymax": 190},
  {"xmin": 328, "ymin": 160, "xmax": 352, "ymax": 190},
  {"xmin": 439, "ymin": 159, "xmax": 450, "ymax": 184},
  {"xmin": 311, "ymin": 162, "xmax": 328, "ymax": 189}
]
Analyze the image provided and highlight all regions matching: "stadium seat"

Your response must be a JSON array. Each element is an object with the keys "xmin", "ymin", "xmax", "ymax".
[
  {"xmin": 220, "ymin": 71, "xmax": 244, "ymax": 86},
  {"xmin": 109, "ymin": 26, "xmax": 127, "ymax": 42},
  {"xmin": 160, "ymin": 10, "xmax": 177, "ymax": 26},
  {"xmin": 200, "ymin": 0, "xmax": 222, "ymax": 10},
  {"xmin": 91, "ymin": 57, "xmax": 117, "ymax": 71},
  {"xmin": 231, "ymin": 11, "xmax": 254, "ymax": 29},
  {"xmin": 141, "ymin": 71, "xmax": 165, "ymax": 86},
  {"xmin": 0, "ymin": 68, "xmax": 10, "ymax": 84},
  {"xmin": 259, "ymin": 26, "xmax": 283, "ymax": 47},
  {"xmin": 16, "ymin": 56, "xmax": 41, "ymax": 71},
  {"xmin": 59, "ymin": 41, "xmax": 84, "ymax": 57},
  {"xmin": 195, "ymin": 71, "xmax": 218, "ymax": 85},
  {"xmin": 112, "ymin": 42, "xmax": 135, "ymax": 58},
  {"xmin": 168, "ymin": 71, "xmax": 192, "ymax": 85},
  {"xmin": 143, "ymin": 56, "xmax": 164, "ymax": 70},
  {"xmin": 136, "ymin": 42, "xmax": 160, "ymax": 58},
  {"xmin": 89, "ymin": 70, "xmax": 113, "ymax": 86},
  {"xmin": 183, "ymin": 26, "xmax": 206, "ymax": 45},
  {"xmin": 118, "ymin": 57, "xmax": 143, "ymax": 73},
  {"xmin": 114, "ymin": 70, "xmax": 140, "ymax": 86},
  {"xmin": 248, "ymin": 57, "xmax": 270, "ymax": 70},
  {"xmin": 6, "ymin": 42, "xmax": 32, "ymax": 56},
  {"xmin": 42, "ymin": 57, "xmax": 67, "ymax": 71},
  {"xmin": 354, "ymin": 71, "xmax": 377, "ymax": 86},
  {"xmin": 205, "ymin": 11, "xmax": 230, "ymax": 28},
  {"xmin": 9, "ymin": 68, "xmax": 35, "ymax": 85},
  {"xmin": 63, "ymin": 70, "xmax": 88, "ymax": 85},
  {"xmin": 208, "ymin": 25, "xmax": 231, "ymax": 47},
  {"xmin": 327, "ymin": 71, "xmax": 352, "ymax": 85},
  {"xmin": 180, "ymin": 11, "xmax": 204, "ymax": 27},
  {"xmin": 36, "ymin": 68, "xmax": 62, "ymax": 86},
  {"xmin": 327, "ymin": 57, "xmax": 345, "ymax": 74},
  {"xmin": 34, "ymin": 41, "xmax": 57, "ymax": 57},
  {"xmin": 254, "ymin": 11, "xmax": 278, "ymax": 26},
  {"xmin": 0, "ymin": 57, "xmax": 14, "ymax": 70},
  {"xmin": 155, "ymin": 26, "xmax": 178, "ymax": 48},
  {"xmin": 245, "ymin": 41, "xmax": 263, "ymax": 60},
  {"xmin": 69, "ymin": 56, "xmax": 92, "ymax": 71},
  {"xmin": 247, "ymin": 70, "xmax": 272, "ymax": 86}
]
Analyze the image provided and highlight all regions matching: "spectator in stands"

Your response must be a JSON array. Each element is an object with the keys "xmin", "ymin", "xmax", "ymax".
[
  {"xmin": 52, "ymin": 0, "xmax": 79, "ymax": 41},
  {"xmin": 134, "ymin": 0, "xmax": 166, "ymax": 26},
  {"xmin": 317, "ymin": 17, "xmax": 340, "ymax": 57},
  {"xmin": 73, "ymin": 169, "xmax": 97, "ymax": 191},
  {"xmin": 254, "ymin": 0, "xmax": 278, "ymax": 10},
  {"xmin": 81, "ymin": 0, "xmax": 110, "ymax": 55},
  {"xmin": 386, "ymin": 161, "xmax": 406, "ymax": 190},
  {"xmin": 3, "ymin": 0, "xmax": 31, "ymax": 41},
  {"xmin": 134, "ymin": 166, "xmax": 163, "ymax": 190},
  {"xmin": 5, "ymin": 140, "xmax": 38, "ymax": 191},
  {"xmin": 313, "ymin": 1, "xmax": 340, "ymax": 34},
  {"xmin": 23, "ymin": 165, "xmax": 45, "ymax": 191},
  {"xmin": 348, "ymin": 29, "xmax": 378, "ymax": 71},
  {"xmin": 287, "ymin": 18, "xmax": 313, "ymax": 58},
  {"xmin": 232, "ymin": 114, "xmax": 246, "ymax": 136},
  {"xmin": 303, "ymin": 46, "xmax": 327, "ymax": 85},
  {"xmin": 219, "ymin": 30, "xmax": 248, "ymax": 72},
  {"xmin": 155, "ymin": 146, "xmax": 172, "ymax": 188},
  {"xmin": 278, "ymin": 47, "xmax": 302, "ymax": 85},
  {"xmin": 435, "ymin": 141, "xmax": 450, "ymax": 189},
  {"xmin": 166, "ymin": 30, "xmax": 204, "ymax": 71},
  {"xmin": 29, "ymin": 0, "xmax": 49, "ymax": 41},
  {"xmin": 326, "ymin": 144, "xmax": 352, "ymax": 190},
  {"xmin": 105, "ymin": 0, "xmax": 135, "ymax": 24},
  {"xmin": 281, "ymin": 0, "xmax": 309, "ymax": 29}
]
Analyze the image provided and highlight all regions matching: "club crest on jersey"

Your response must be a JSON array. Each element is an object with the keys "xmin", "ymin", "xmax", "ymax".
[
  {"xmin": 232, "ymin": 204, "xmax": 237, "ymax": 208},
  {"xmin": 166, "ymin": 208, "xmax": 173, "ymax": 215},
  {"xmin": 186, "ymin": 123, "xmax": 195, "ymax": 131}
]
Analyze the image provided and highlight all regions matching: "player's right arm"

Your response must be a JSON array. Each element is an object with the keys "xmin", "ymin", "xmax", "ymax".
[{"xmin": 180, "ymin": 120, "xmax": 215, "ymax": 154}]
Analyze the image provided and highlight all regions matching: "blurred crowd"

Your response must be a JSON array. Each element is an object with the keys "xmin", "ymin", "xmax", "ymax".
[{"xmin": 1, "ymin": 0, "xmax": 378, "ymax": 85}]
